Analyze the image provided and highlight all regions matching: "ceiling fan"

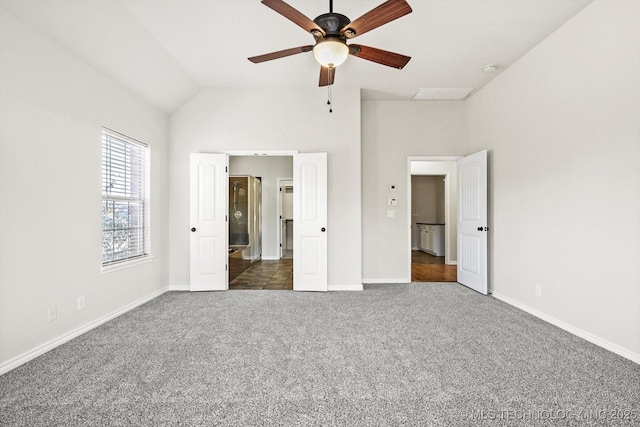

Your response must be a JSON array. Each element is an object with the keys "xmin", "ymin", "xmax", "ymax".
[{"xmin": 248, "ymin": 0, "xmax": 412, "ymax": 86}]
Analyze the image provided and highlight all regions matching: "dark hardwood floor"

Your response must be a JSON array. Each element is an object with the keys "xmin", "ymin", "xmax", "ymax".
[
  {"xmin": 229, "ymin": 258, "xmax": 293, "ymax": 290},
  {"xmin": 411, "ymin": 250, "xmax": 457, "ymax": 282}
]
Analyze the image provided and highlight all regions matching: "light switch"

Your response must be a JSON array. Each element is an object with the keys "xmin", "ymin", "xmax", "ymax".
[
  {"xmin": 388, "ymin": 198, "xmax": 398, "ymax": 206},
  {"xmin": 389, "ymin": 184, "xmax": 397, "ymax": 192}
]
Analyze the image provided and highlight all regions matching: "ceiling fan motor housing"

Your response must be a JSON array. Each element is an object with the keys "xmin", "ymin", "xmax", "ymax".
[{"xmin": 314, "ymin": 13, "xmax": 351, "ymax": 37}]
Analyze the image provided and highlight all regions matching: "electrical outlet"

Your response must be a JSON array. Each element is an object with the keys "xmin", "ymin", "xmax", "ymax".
[
  {"xmin": 77, "ymin": 296, "xmax": 86, "ymax": 311},
  {"xmin": 535, "ymin": 284, "xmax": 542, "ymax": 298},
  {"xmin": 48, "ymin": 305, "xmax": 57, "ymax": 322},
  {"xmin": 387, "ymin": 210, "xmax": 395, "ymax": 218}
]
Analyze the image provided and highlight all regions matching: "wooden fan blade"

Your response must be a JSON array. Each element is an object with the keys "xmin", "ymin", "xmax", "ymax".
[
  {"xmin": 261, "ymin": 0, "xmax": 325, "ymax": 35},
  {"xmin": 349, "ymin": 44, "xmax": 411, "ymax": 69},
  {"xmin": 319, "ymin": 66, "xmax": 336, "ymax": 87},
  {"xmin": 248, "ymin": 45, "xmax": 313, "ymax": 63},
  {"xmin": 341, "ymin": 0, "xmax": 412, "ymax": 38}
]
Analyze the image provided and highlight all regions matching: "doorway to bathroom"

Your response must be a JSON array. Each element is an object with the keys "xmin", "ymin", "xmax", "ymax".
[
  {"xmin": 227, "ymin": 155, "xmax": 293, "ymax": 290},
  {"xmin": 190, "ymin": 151, "xmax": 327, "ymax": 292}
]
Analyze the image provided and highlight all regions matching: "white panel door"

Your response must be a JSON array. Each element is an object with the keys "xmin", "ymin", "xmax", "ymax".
[
  {"xmin": 190, "ymin": 153, "xmax": 228, "ymax": 291},
  {"xmin": 293, "ymin": 153, "xmax": 327, "ymax": 291},
  {"xmin": 457, "ymin": 150, "xmax": 488, "ymax": 294}
]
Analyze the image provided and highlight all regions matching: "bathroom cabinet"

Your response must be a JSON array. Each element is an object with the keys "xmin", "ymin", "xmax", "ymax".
[{"xmin": 417, "ymin": 224, "xmax": 444, "ymax": 256}]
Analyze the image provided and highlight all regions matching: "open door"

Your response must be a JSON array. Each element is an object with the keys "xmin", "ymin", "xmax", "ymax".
[
  {"xmin": 293, "ymin": 153, "xmax": 327, "ymax": 291},
  {"xmin": 190, "ymin": 153, "xmax": 228, "ymax": 291},
  {"xmin": 457, "ymin": 150, "xmax": 488, "ymax": 294}
]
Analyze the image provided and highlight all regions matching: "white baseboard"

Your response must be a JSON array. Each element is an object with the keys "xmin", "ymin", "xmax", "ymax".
[
  {"xmin": 261, "ymin": 256, "xmax": 281, "ymax": 261},
  {"xmin": 492, "ymin": 292, "xmax": 640, "ymax": 365},
  {"xmin": 0, "ymin": 287, "xmax": 169, "ymax": 375},
  {"xmin": 169, "ymin": 284, "xmax": 190, "ymax": 291},
  {"xmin": 362, "ymin": 278, "xmax": 411, "ymax": 284},
  {"xmin": 328, "ymin": 284, "xmax": 363, "ymax": 291}
]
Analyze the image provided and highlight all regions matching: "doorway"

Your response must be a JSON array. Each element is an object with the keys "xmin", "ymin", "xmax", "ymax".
[
  {"xmin": 411, "ymin": 174, "xmax": 456, "ymax": 282},
  {"xmin": 227, "ymin": 156, "xmax": 293, "ymax": 290},
  {"xmin": 407, "ymin": 152, "xmax": 489, "ymax": 294},
  {"xmin": 189, "ymin": 151, "xmax": 328, "ymax": 292},
  {"xmin": 277, "ymin": 178, "xmax": 294, "ymax": 261},
  {"xmin": 408, "ymin": 157, "xmax": 460, "ymax": 282}
]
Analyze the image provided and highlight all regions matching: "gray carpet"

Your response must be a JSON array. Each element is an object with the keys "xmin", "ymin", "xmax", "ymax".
[{"xmin": 1, "ymin": 283, "xmax": 638, "ymax": 426}]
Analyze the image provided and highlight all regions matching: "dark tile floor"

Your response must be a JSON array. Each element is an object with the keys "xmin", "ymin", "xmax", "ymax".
[{"xmin": 229, "ymin": 258, "xmax": 293, "ymax": 290}]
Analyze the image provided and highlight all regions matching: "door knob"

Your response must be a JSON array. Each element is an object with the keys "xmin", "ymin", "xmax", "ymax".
[
  {"xmin": 191, "ymin": 227, "xmax": 196, "ymax": 232},
  {"xmin": 321, "ymin": 227, "xmax": 326, "ymax": 232}
]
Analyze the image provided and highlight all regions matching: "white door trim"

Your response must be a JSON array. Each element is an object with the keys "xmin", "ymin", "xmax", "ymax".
[{"xmin": 223, "ymin": 150, "xmax": 298, "ymax": 156}]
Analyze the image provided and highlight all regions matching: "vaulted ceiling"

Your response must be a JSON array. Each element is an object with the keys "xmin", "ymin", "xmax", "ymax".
[{"xmin": 1, "ymin": 0, "xmax": 592, "ymax": 113}]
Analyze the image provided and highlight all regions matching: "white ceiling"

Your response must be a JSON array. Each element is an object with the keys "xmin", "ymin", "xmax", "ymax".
[{"xmin": 1, "ymin": 0, "xmax": 593, "ymax": 113}]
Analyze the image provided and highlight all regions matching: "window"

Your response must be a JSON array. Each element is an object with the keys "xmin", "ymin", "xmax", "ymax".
[{"xmin": 101, "ymin": 129, "xmax": 150, "ymax": 266}]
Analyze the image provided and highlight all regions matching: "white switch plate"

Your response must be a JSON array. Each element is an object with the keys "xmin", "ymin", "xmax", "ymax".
[
  {"xmin": 389, "ymin": 184, "xmax": 396, "ymax": 192},
  {"xmin": 387, "ymin": 210, "xmax": 395, "ymax": 217},
  {"xmin": 77, "ymin": 296, "xmax": 86, "ymax": 311},
  {"xmin": 388, "ymin": 198, "xmax": 397, "ymax": 206}
]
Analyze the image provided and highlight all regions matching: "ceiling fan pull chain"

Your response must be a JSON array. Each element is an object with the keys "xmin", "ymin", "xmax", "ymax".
[{"xmin": 327, "ymin": 84, "xmax": 333, "ymax": 113}]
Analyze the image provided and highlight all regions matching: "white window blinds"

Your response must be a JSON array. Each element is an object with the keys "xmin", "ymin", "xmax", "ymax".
[{"xmin": 101, "ymin": 129, "xmax": 149, "ymax": 265}]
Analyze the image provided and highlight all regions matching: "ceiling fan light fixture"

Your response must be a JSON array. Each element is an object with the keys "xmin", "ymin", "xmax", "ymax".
[{"xmin": 313, "ymin": 40, "xmax": 349, "ymax": 68}]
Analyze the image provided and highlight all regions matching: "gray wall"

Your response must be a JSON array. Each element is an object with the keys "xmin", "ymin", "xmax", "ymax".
[
  {"xmin": 361, "ymin": 101, "xmax": 467, "ymax": 282},
  {"xmin": 0, "ymin": 9, "xmax": 169, "ymax": 369},
  {"xmin": 466, "ymin": 0, "xmax": 640, "ymax": 357},
  {"xmin": 169, "ymin": 87, "xmax": 362, "ymax": 289}
]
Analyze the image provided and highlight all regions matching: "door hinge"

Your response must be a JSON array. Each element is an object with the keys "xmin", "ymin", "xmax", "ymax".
[
  {"xmin": 225, "ymin": 166, "xmax": 228, "ymax": 173},
  {"xmin": 280, "ymin": 187, "xmax": 282, "ymax": 192},
  {"xmin": 225, "ymin": 264, "xmax": 228, "ymax": 271},
  {"xmin": 280, "ymin": 243, "xmax": 282, "ymax": 247},
  {"xmin": 225, "ymin": 215, "xmax": 228, "ymax": 222}
]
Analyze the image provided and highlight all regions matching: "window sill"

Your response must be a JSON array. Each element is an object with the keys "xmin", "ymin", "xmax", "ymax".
[{"xmin": 101, "ymin": 255, "xmax": 155, "ymax": 274}]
